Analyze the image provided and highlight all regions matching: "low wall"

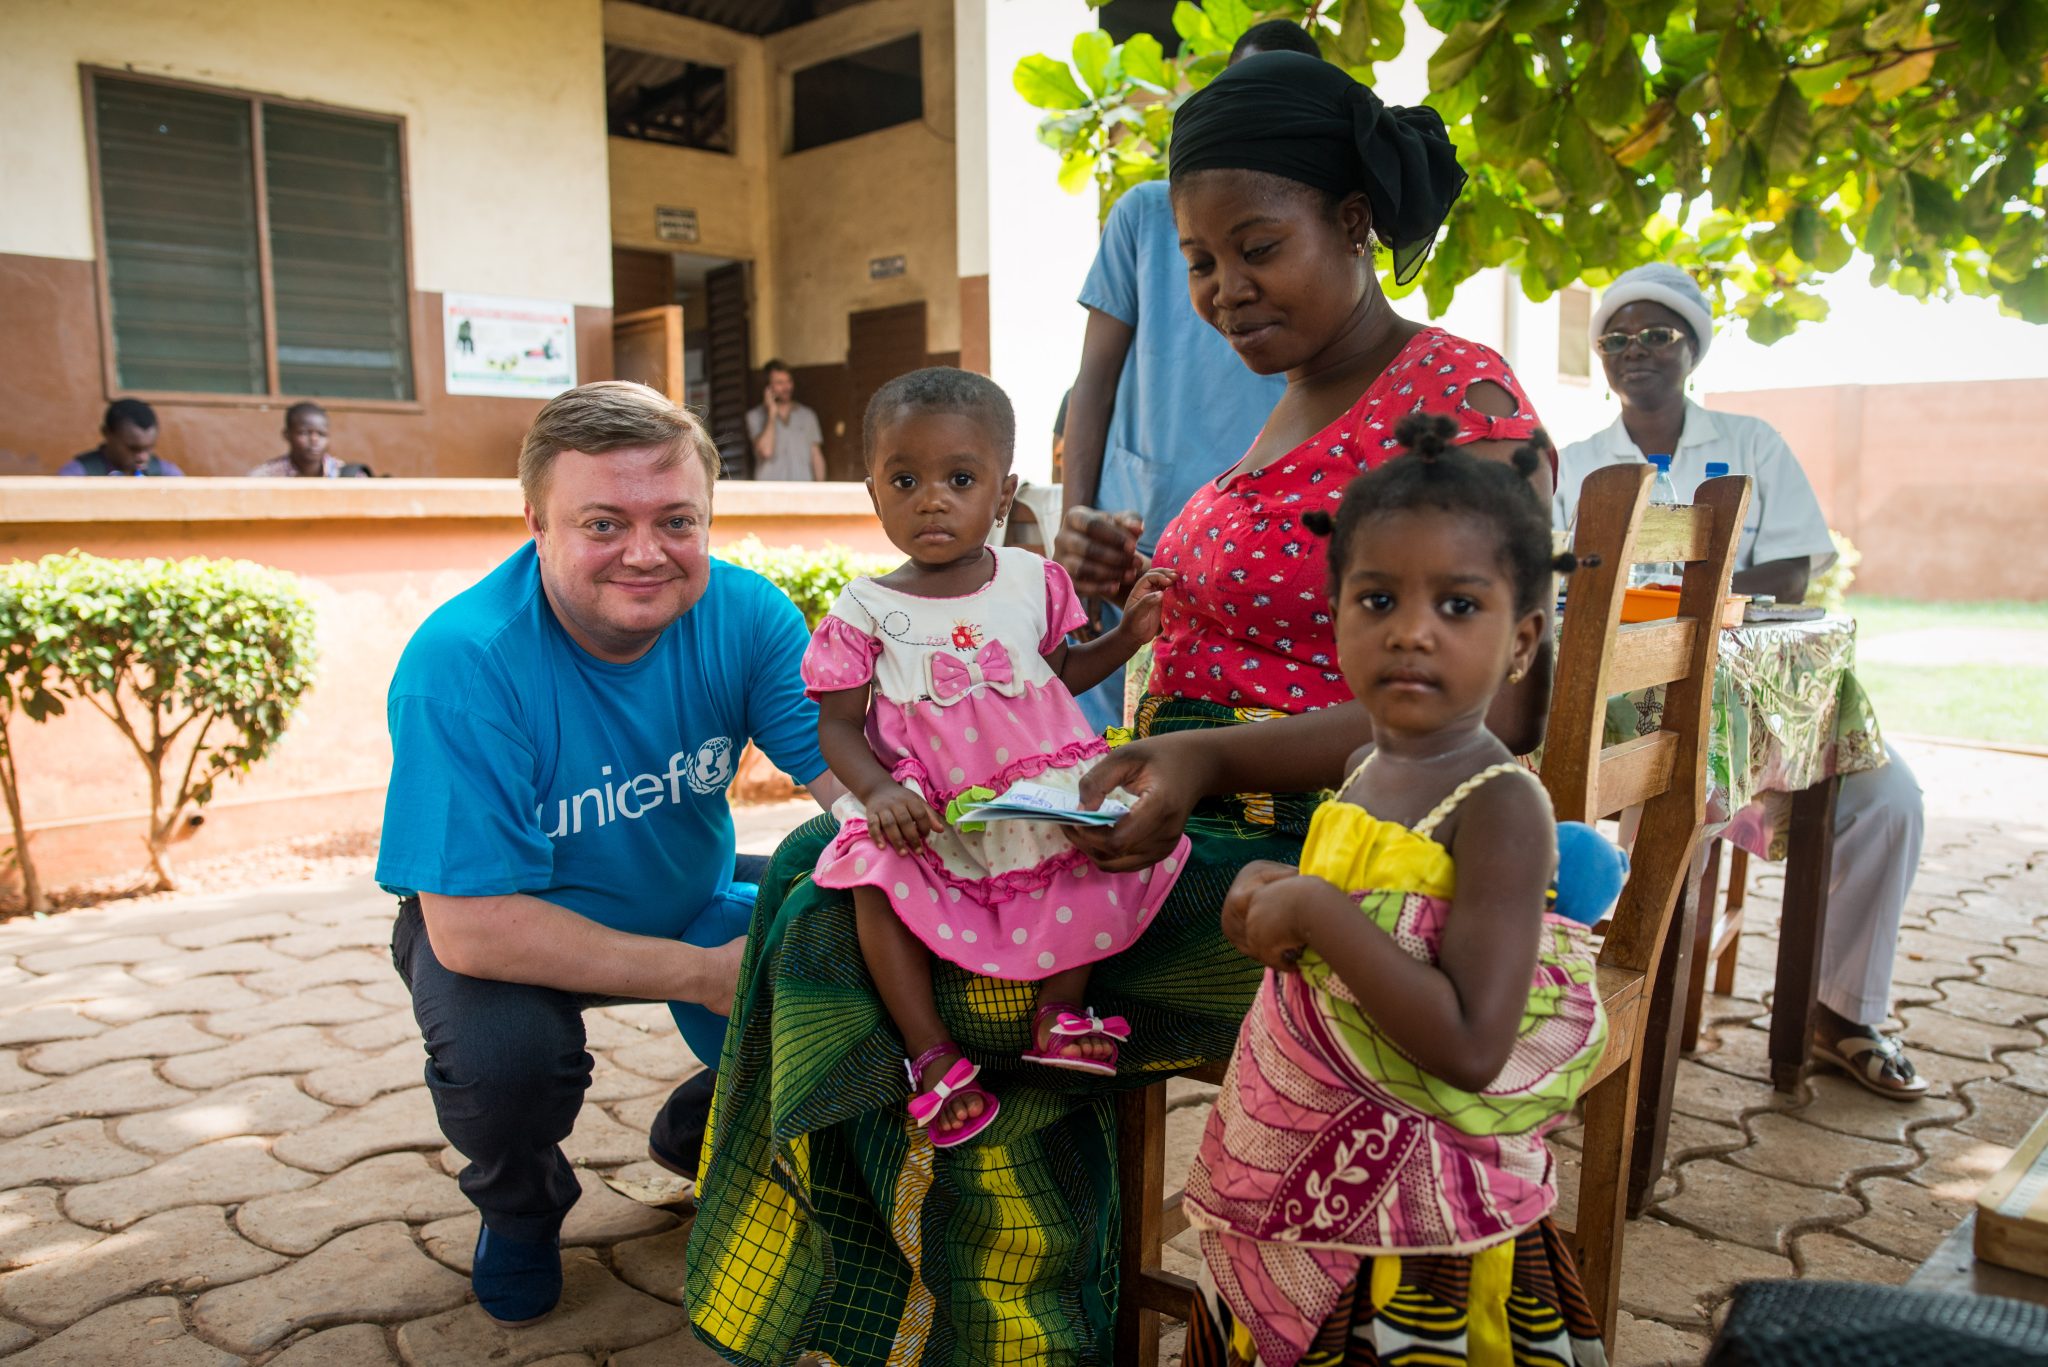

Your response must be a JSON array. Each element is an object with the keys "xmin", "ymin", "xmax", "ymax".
[
  {"xmin": 0, "ymin": 477, "xmax": 891, "ymax": 899},
  {"xmin": 1706, "ymin": 379, "xmax": 2048, "ymax": 600}
]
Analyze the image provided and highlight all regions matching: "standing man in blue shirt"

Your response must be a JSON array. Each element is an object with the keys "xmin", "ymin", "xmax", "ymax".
[
  {"xmin": 1055, "ymin": 20, "xmax": 1315, "ymax": 729},
  {"xmin": 376, "ymin": 381, "xmax": 843, "ymax": 1325}
]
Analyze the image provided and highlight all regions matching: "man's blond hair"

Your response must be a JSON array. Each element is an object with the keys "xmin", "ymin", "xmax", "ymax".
[{"xmin": 519, "ymin": 381, "xmax": 718, "ymax": 518}]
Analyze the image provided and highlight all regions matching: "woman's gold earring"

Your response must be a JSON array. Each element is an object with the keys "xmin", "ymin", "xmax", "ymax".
[
  {"xmin": 1508, "ymin": 668, "xmax": 1526, "ymax": 686},
  {"xmin": 1352, "ymin": 242, "xmax": 1367, "ymax": 257}
]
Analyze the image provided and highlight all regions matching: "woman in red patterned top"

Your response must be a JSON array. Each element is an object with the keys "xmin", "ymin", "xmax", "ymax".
[{"xmin": 1058, "ymin": 52, "xmax": 1557, "ymax": 880}]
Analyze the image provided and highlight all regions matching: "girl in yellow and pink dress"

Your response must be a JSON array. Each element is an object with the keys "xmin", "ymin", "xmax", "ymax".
[
  {"xmin": 1184, "ymin": 415, "xmax": 1612, "ymax": 1367},
  {"xmin": 802, "ymin": 367, "xmax": 1184, "ymax": 1148}
]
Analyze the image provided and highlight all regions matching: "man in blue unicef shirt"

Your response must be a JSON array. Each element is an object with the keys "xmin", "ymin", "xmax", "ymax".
[{"xmin": 376, "ymin": 382, "xmax": 843, "ymax": 1325}]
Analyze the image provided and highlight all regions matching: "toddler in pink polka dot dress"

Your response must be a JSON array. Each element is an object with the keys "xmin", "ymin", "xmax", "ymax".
[{"xmin": 805, "ymin": 367, "xmax": 1186, "ymax": 1148}]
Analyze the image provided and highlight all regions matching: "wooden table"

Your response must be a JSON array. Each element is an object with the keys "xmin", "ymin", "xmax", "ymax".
[{"xmin": 1911, "ymin": 1213, "xmax": 2048, "ymax": 1307}]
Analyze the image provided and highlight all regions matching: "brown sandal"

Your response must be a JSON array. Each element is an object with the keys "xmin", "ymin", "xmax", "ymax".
[{"xmin": 1813, "ymin": 1027, "xmax": 1928, "ymax": 1100}]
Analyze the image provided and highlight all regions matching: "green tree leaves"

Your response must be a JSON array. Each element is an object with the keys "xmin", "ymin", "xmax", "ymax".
[{"xmin": 1016, "ymin": 1, "xmax": 2048, "ymax": 335}]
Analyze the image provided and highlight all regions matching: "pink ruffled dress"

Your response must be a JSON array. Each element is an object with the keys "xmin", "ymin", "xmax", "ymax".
[{"xmin": 801, "ymin": 548, "xmax": 1187, "ymax": 980}]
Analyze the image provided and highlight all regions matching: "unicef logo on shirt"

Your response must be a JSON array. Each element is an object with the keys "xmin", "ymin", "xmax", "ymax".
[{"xmin": 685, "ymin": 736, "xmax": 736, "ymax": 795}]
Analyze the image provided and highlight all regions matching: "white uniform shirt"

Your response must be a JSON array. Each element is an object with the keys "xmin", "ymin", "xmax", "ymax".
[{"xmin": 1552, "ymin": 400, "xmax": 1836, "ymax": 574}]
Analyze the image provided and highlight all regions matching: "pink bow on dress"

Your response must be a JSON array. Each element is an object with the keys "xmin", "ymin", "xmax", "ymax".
[{"xmin": 928, "ymin": 640, "xmax": 1024, "ymax": 704}]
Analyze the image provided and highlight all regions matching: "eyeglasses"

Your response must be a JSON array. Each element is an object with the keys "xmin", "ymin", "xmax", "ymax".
[{"xmin": 1597, "ymin": 326, "xmax": 1688, "ymax": 355}]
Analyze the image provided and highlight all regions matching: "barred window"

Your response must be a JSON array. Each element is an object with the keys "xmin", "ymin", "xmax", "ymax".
[{"xmin": 90, "ymin": 73, "xmax": 414, "ymax": 401}]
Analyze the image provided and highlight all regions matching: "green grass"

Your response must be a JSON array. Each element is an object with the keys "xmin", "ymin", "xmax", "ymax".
[{"xmin": 1846, "ymin": 597, "xmax": 2048, "ymax": 746}]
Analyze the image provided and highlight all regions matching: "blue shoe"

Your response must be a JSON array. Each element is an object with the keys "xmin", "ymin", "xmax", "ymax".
[{"xmin": 472, "ymin": 1225, "xmax": 562, "ymax": 1327}]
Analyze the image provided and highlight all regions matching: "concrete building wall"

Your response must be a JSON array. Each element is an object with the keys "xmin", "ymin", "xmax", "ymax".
[
  {"xmin": 0, "ymin": 0, "xmax": 615, "ymax": 479},
  {"xmin": 1708, "ymin": 379, "xmax": 2048, "ymax": 600}
]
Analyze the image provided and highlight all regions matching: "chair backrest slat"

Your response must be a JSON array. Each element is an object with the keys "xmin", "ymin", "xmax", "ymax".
[
  {"xmin": 1593, "ymin": 732, "xmax": 1678, "ymax": 816},
  {"xmin": 1605, "ymin": 619, "xmax": 1699, "ymax": 697},
  {"xmin": 1632, "ymin": 503, "xmax": 1715, "ymax": 566}
]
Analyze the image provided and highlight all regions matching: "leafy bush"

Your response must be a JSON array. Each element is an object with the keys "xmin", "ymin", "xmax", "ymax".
[
  {"xmin": 0, "ymin": 563, "xmax": 66, "ymax": 912},
  {"xmin": 716, "ymin": 537, "xmax": 895, "ymax": 628},
  {"xmin": 1811, "ymin": 529, "xmax": 1861, "ymax": 615},
  {"xmin": 5, "ymin": 554, "xmax": 319, "ymax": 893}
]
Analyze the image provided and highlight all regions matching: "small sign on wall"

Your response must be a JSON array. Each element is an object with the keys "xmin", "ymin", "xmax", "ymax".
[
  {"xmin": 657, "ymin": 206, "xmax": 700, "ymax": 244},
  {"xmin": 868, "ymin": 254, "xmax": 907, "ymax": 280},
  {"xmin": 443, "ymin": 294, "xmax": 577, "ymax": 400}
]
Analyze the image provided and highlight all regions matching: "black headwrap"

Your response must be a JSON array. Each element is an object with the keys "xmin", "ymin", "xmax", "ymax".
[{"xmin": 1169, "ymin": 51, "xmax": 1467, "ymax": 286}]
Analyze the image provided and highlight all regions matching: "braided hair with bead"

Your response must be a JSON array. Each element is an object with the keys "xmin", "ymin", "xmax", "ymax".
[{"xmin": 1299, "ymin": 413, "xmax": 1595, "ymax": 614}]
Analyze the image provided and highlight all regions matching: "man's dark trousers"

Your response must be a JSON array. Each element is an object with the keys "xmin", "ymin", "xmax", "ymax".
[{"xmin": 388, "ymin": 854, "xmax": 765, "ymax": 1242}]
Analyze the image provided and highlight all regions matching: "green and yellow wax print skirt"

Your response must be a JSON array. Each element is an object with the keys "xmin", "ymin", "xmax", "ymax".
[{"xmin": 684, "ymin": 696, "xmax": 1316, "ymax": 1366}]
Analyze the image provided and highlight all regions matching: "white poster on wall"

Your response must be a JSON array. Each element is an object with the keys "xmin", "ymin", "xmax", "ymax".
[{"xmin": 443, "ymin": 294, "xmax": 577, "ymax": 399}]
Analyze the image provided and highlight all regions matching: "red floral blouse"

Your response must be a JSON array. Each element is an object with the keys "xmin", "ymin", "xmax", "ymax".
[{"xmin": 1147, "ymin": 328, "xmax": 1543, "ymax": 713}]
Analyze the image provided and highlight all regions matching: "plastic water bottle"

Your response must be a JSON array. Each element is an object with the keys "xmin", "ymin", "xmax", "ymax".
[
  {"xmin": 1704, "ymin": 460, "xmax": 1730, "ymax": 480},
  {"xmin": 1630, "ymin": 453, "xmax": 1683, "ymax": 588}
]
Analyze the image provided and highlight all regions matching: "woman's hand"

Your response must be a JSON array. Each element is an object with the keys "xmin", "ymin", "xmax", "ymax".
[
  {"xmin": 863, "ymin": 783, "xmax": 943, "ymax": 855},
  {"xmin": 1054, "ymin": 506, "xmax": 1148, "ymax": 599},
  {"xmin": 1117, "ymin": 568, "xmax": 1176, "ymax": 642},
  {"xmin": 1070, "ymin": 736, "xmax": 1212, "ymax": 872},
  {"xmin": 1224, "ymin": 868, "xmax": 1349, "ymax": 970}
]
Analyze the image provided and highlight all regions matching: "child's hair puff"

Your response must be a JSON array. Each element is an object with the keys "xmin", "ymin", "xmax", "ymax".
[
  {"xmin": 863, "ymin": 366, "xmax": 1017, "ymax": 470},
  {"xmin": 1300, "ymin": 413, "xmax": 1596, "ymax": 614}
]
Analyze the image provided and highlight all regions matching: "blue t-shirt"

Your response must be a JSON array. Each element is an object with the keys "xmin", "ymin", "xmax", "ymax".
[
  {"xmin": 1079, "ymin": 180, "xmax": 1286, "ymax": 555},
  {"xmin": 375, "ymin": 545, "xmax": 825, "ymax": 940}
]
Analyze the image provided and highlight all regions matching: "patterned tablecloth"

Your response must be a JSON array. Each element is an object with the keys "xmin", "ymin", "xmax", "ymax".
[{"xmin": 1605, "ymin": 615, "xmax": 1888, "ymax": 860}]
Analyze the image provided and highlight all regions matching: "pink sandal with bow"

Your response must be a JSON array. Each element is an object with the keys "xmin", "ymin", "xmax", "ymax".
[
  {"xmin": 905, "ymin": 1044, "xmax": 1000, "ymax": 1147},
  {"xmin": 1022, "ymin": 1003, "xmax": 1130, "ymax": 1077}
]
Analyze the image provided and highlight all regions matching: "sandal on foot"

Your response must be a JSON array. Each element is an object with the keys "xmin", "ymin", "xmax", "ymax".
[
  {"xmin": 1022, "ymin": 1003, "xmax": 1129, "ymax": 1077},
  {"xmin": 1813, "ymin": 1027, "xmax": 1928, "ymax": 1100},
  {"xmin": 905, "ymin": 1044, "xmax": 1000, "ymax": 1147}
]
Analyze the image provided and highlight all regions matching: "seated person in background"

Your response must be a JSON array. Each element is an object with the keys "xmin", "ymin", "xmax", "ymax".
[
  {"xmin": 1553, "ymin": 262, "xmax": 1929, "ymax": 1100},
  {"xmin": 249, "ymin": 402, "xmax": 343, "ymax": 477},
  {"xmin": 339, "ymin": 462, "xmax": 377, "ymax": 478},
  {"xmin": 58, "ymin": 399, "xmax": 182, "ymax": 476}
]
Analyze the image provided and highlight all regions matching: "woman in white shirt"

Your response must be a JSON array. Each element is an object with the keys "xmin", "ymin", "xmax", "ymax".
[{"xmin": 1554, "ymin": 263, "xmax": 1929, "ymax": 1100}]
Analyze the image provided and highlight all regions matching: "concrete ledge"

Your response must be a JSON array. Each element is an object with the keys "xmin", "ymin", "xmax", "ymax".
[{"xmin": 0, "ymin": 477, "xmax": 877, "ymax": 525}]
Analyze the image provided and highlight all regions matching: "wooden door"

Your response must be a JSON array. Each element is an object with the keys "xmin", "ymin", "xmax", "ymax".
[
  {"xmin": 612, "ymin": 306, "xmax": 683, "ymax": 402},
  {"xmin": 704, "ymin": 262, "xmax": 753, "ymax": 479},
  {"xmin": 612, "ymin": 248, "xmax": 675, "ymax": 315},
  {"xmin": 844, "ymin": 301, "xmax": 928, "ymax": 480}
]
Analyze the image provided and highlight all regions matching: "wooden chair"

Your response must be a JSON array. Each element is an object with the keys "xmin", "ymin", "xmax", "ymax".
[
  {"xmin": 1681, "ymin": 839, "xmax": 1751, "ymax": 1051},
  {"xmin": 1540, "ymin": 463, "xmax": 1750, "ymax": 1341},
  {"xmin": 1115, "ymin": 1057, "xmax": 1226, "ymax": 1365}
]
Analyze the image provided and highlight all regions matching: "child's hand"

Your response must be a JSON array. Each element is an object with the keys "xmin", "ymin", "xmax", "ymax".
[
  {"xmin": 1118, "ymin": 568, "xmax": 1176, "ymax": 642},
  {"xmin": 865, "ymin": 783, "xmax": 944, "ymax": 855},
  {"xmin": 1221, "ymin": 861, "xmax": 1300, "ymax": 963}
]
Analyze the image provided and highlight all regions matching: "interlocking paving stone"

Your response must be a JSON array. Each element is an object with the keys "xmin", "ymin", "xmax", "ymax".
[
  {"xmin": 608, "ymin": 1091, "xmax": 667, "ymax": 1133},
  {"xmin": 0, "ymin": 1188, "xmax": 105, "ymax": 1268},
  {"xmin": 1898, "ymin": 1005, "xmax": 2041, "ymax": 1062},
  {"xmin": 1616, "ymin": 1217, "xmax": 1793, "ymax": 1328},
  {"xmin": 0, "ymin": 1053, "xmax": 44, "ymax": 1096},
  {"xmin": 417, "ymin": 1212, "xmax": 476, "ymax": 1271},
  {"xmin": 301, "ymin": 1041, "xmax": 424, "ymax": 1107},
  {"xmin": 235, "ymin": 1151, "xmax": 467, "ymax": 1255},
  {"xmin": 113, "ymin": 1075, "xmax": 332, "ymax": 1155},
  {"xmin": 73, "ymin": 974, "xmax": 265, "ymax": 1026},
  {"xmin": 329, "ymin": 1011, "xmax": 420, "ymax": 1052},
  {"xmin": 1912, "ymin": 1126, "xmax": 2015, "ymax": 1200},
  {"xmin": 0, "ymin": 1059, "xmax": 196, "ymax": 1139},
  {"xmin": 190, "ymin": 1220, "xmax": 470, "ymax": 1354},
  {"xmin": 609, "ymin": 1325, "xmax": 739, "ymax": 1366},
  {"xmin": 0, "ymin": 1120, "xmax": 150, "ymax": 1189},
  {"xmin": 242, "ymin": 949, "xmax": 392, "ymax": 997},
  {"xmin": 1956, "ymin": 1079, "xmax": 2048, "ymax": 1147},
  {"xmin": 16, "ymin": 936, "xmax": 180, "ymax": 975},
  {"xmin": 395, "ymin": 1250, "xmax": 688, "ymax": 1367},
  {"xmin": 562, "ymin": 1104, "xmax": 651, "ymax": 1168},
  {"xmin": 1724, "ymin": 1112, "xmax": 1914, "ymax": 1190},
  {"xmin": 611, "ymin": 1033, "xmax": 701, "ymax": 1080},
  {"xmin": 270, "ymin": 923, "xmax": 392, "ymax": 960},
  {"xmin": 587, "ymin": 1056, "xmax": 670, "ymax": 1104},
  {"xmin": 1896, "ymin": 1045, "xmax": 2010, "ymax": 1099},
  {"xmin": 205, "ymin": 985, "xmax": 387, "ymax": 1037},
  {"xmin": 1791, "ymin": 1230, "xmax": 1917, "ymax": 1285},
  {"xmin": 529, "ymin": 1356, "xmax": 598, "ymax": 1367},
  {"xmin": 1690, "ymin": 1022, "xmax": 1776, "ymax": 1083},
  {"xmin": 0, "ymin": 1204, "xmax": 286, "ymax": 1327},
  {"xmin": 2001, "ymin": 1045, "xmax": 2048, "ymax": 1098},
  {"xmin": 354, "ymin": 977, "xmax": 411, "ymax": 1009},
  {"xmin": 270, "ymin": 1085, "xmax": 441, "ymax": 1173},
  {"xmin": 592, "ymin": 1002, "xmax": 676, "ymax": 1034},
  {"xmin": 289, "ymin": 893, "xmax": 398, "ymax": 926},
  {"xmin": 1892, "ymin": 953, "xmax": 1976, "ymax": 989},
  {"xmin": 612, "ymin": 1223, "xmax": 689, "ymax": 1303},
  {"xmin": 24, "ymin": 1015, "xmax": 225, "ymax": 1076},
  {"xmin": 1661, "ymin": 1110, "xmax": 1744, "ymax": 1161},
  {"xmin": 1792, "ymin": 1072, "xmax": 1967, "ymax": 1142},
  {"xmin": 0, "ymin": 1319, "xmax": 28, "ymax": 1355},
  {"xmin": 1931, "ymin": 980, "xmax": 2048, "ymax": 1028},
  {"xmin": 1671, "ymin": 1057, "xmax": 1795, "ymax": 1123},
  {"xmin": 266, "ymin": 1322, "xmax": 399, "ymax": 1366},
  {"xmin": 417, "ymin": 1170, "xmax": 675, "ymax": 1274},
  {"xmin": 1926, "ymin": 908, "xmax": 2033, "ymax": 947},
  {"xmin": 0, "ymin": 966, "xmax": 144, "ymax": 1011},
  {"xmin": 583, "ymin": 1012, "xmax": 665, "ymax": 1052},
  {"xmin": 63, "ymin": 1135, "xmax": 319, "ymax": 1230},
  {"xmin": 166, "ymin": 912, "xmax": 308, "ymax": 950},
  {"xmin": 1840, "ymin": 1175, "xmax": 1973, "ymax": 1263},
  {"xmin": 1612, "ymin": 1310, "xmax": 1711, "ymax": 1367},
  {"xmin": 2, "ymin": 1296, "xmax": 240, "ymax": 1367},
  {"xmin": 1896, "ymin": 927, "xmax": 2005, "ymax": 968},
  {"xmin": 1655, "ymin": 1158, "xmax": 1860, "ymax": 1253},
  {"xmin": 160, "ymin": 1025, "xmax": 364, "ymax": 1090},
  {"xmin": 0, "ymin": 1009, "xmax": 105, "ymax": 1048},
  {"xmin": 131, "ymin": 942, "xmax": 299, "ymax": 985},
  {"xmin": 1974, "ymin": 955, "xmax": 2048, "ymax": 999}
]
